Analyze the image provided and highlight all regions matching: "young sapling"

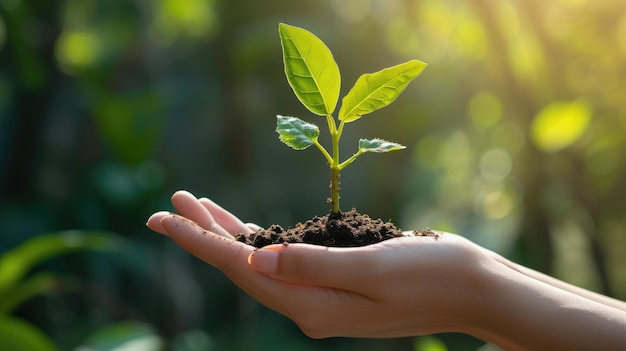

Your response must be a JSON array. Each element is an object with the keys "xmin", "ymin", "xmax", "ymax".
[{"xmin": 275, "ymin": 23, "xmax": 427, "ymax": 217}]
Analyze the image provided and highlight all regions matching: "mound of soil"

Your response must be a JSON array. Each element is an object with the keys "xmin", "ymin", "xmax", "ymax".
[{"xmin": 235, "ymin": 209, "xmax": 439, "ymax": 248}]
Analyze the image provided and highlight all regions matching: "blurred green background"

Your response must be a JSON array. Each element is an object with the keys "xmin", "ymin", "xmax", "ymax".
[{"xmin": 1, "ymin": 0, "xmax": 625, "ymax": 350}]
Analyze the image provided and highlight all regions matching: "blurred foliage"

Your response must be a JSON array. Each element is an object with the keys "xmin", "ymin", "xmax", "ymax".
[
  {"xmin": 0, "ymin": 316, "xmax": 59, "ymax": 351},
  {"xmin": 0, "ymin": 231, "xmax": 129, "ymax": 351},
  {"xmin": 414, "ymin": 336, "xmax": 447, "ymax": 351},
  {"xmin": 1, "ymin": 0, "xmax": 625, "ymax": 350}
]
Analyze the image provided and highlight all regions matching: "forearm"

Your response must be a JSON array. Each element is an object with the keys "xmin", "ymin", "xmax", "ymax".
[
  {"xmin": 483, "ymin": 248, "xmax": 626, "ymax": 312},
  {"xmin": 466, "ymin": 261, "xmax": 626, "ymax": 350},
  {"xmin": 508, "ymin": 260, "xmax": 626, "ymax": 313}
]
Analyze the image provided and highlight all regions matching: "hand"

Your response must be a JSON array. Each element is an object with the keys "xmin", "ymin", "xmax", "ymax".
[
  {"xmin": 147, "ymin": 191, "xmax": 626, "ymax": 350},
  {"xmin": 146, "ymin": 191, "xmax": 489, "ymax": 338}
]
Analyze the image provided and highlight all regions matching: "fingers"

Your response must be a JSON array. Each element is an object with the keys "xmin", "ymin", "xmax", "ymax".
[
  {"xmin": 198, "ymin": 197, "xmax": 255, "ymax": 235},
  {"xmin": 146, "ymin": 211, "xmax": 172, "ymax": 235},
  {"xmin": 158, "ymin": 214, "xmax": 284, "ymax": 300},
  {"xmin": 146, "ymin": 190, "xmax": 258, "ymax": 239},
  {"xmin": 246, "ymin": 223, "xmax": 262, "ymax": 231},
  {"xmin": 157, "ymin": 215, "xmax": 348, "ymax": 321},
  {"xmin": 170, "ymin": 191, "xmax": 234, "ymax": 239},
  {"xmin": 160, "ymin": 214, "xmax": 252, "ymax": 276},
  {"xmin": 248, "ymin": 242, "xmax": 386, "ymax": 290}
]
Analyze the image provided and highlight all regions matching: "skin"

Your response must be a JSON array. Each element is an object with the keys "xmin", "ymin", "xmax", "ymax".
[{"xmin": 147, "ymin": 190, "xmax": 626, "ymax": 350}]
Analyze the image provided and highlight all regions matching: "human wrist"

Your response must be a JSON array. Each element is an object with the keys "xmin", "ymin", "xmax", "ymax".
[
  {"xmin": 405, "ymin": 238, "xmax": 509, "ymax": 339},
  {"xmin": 447, "ymin": 255, "xmax": 521, "ymax": 349},
  {"xmin": 456, "ymin": 255, "xmax": 599, "ymax": 350}
]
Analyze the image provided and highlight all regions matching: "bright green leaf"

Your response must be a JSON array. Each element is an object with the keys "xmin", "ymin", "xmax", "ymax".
[
  {"xmin": 0, "ymin": 316, "xmax": 60, "ymax": 351},
  {"xmin": 276, "ymin": 115, "xmax": 320, "ymax": 150},
  {"xmin": 530, "ymin": 99, "xmax": 592, "ymax": 153},
  {"xmin": 279, "ymin": 23, "xmax": 340, "ymax": 116},
  {"xmin": 339, "ymin": 60, "xmax": 427, "ymax": 123},
  {"xmin": 359, "ymin": 138, "xmax": 406, "ymax": 153}
]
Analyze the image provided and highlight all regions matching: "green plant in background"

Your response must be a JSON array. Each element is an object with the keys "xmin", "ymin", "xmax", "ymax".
[
  {"xmin": 275, "ymin": 23, "xmax": 427, "ymax": 216},
  {"xmin": 0, "ymin": 231, "xmax": 126, "ymax": 351},
  {"xmin": 0, "ymin": 231, "xmax": 216, "ymax": 351}
]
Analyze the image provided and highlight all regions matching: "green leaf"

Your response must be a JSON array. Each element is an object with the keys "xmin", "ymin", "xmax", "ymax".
[
  {"xmin": 0, "ymin": 231, "xmax": 126, "ymax": 298},
  {"xmin": 0, "ymin": 273, "xmax": 61, "ymax": 314},
  {"xmin": 0, "ymin": 316, "xmax": 60, "ymax": 351},
  {"xmin": 276, "ymin": 115, "xmax": 320, "ymax": 150},
  {"xmin": 339, "ymin": 60, "xmax": 427, "ymax": 123},
  {"xmin": 279, "ymin": 23, "xmax": 340, "ymax": 116},
  {"xmin": 359, "ymin": 138, "xmax": 406, "ymax": 153}
]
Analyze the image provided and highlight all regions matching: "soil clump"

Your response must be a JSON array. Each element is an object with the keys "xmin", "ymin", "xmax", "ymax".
[{"xmin": 235, "ymin": 209, "xmax": 439, "ymax": 248}]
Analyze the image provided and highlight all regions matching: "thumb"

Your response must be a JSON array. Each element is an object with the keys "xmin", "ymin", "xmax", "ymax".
[{"xmin": 248, "ymin": 243, "xmax": 377, "ymax": 289}]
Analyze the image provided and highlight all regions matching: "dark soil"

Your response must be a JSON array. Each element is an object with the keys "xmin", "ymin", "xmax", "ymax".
[{"xmin": 235, "ymin": 209, "xmax": 439, "ymax": 248}]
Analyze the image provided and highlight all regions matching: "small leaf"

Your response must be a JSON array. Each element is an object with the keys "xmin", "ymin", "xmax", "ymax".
[
  {"xmin": 276, "ymin": 115, "xmax": 320, "ymax": 150},
  {"xmin": 279, "ymin": 23, "xmax": 340, "ymax": 116},
  {"xmin": 339, "ymin": 60, "xmax": 427, "ymax": 123},
  {"xmin": 359, "ymin": 138, "xmax": 406, "ymax": 153}
]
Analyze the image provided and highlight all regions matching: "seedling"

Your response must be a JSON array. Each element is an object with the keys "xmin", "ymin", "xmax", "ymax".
[{"xmin": 276, "ymin": 23, "xmax": 426, "ymax": 216}]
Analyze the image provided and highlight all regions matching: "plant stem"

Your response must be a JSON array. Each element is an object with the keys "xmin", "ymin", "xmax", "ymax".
[
  {"xmin": 339, "ymin": 149, "xmax": 364, "ymax": 170},
  {"xmin": 327, "ymin": 115, "xmax": 342, "ymax": 215},
  {"xmin": 330, "ymin": 164, "xmax": 340, "ymax": 215},
  {"xmin": 313, "ymin": 140, "xmax": 333, "ymax": 165}
]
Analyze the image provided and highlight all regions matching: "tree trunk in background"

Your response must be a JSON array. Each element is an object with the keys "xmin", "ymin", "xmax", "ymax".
[{"xmin": 0, "ymin": 4, "xmax": 60, "ymax": 201}]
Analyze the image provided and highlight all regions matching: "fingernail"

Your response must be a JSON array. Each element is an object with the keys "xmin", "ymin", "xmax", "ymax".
[
  {"xmin": 249, "ymin": 249, "xmax": 279, "ymax": 274},
  {"xmin": 146, "ymin": 211, "xmax": 170, "ymax": 226}
]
